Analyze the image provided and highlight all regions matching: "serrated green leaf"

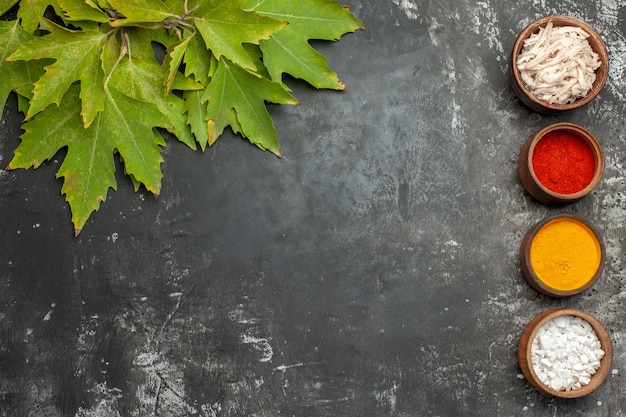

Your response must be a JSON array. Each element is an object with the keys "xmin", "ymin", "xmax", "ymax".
[
  {"xmin": 2, "ymin": 0, "xmax": 362, "ymax": 234},
  {"xmin": 0, "ymin": 0, "xmax": 19, "ymax": 16},
  {"xmin": 100, "ymin": 28, "xmax": 121, "ymax": 74},
  {"xmin": 8, "ymin": 85, "xmax": 114, "ymax": 235},
  {"xmin": 56, "ymin": 0, "xmax": 109, "ymax": 22},
  {"xmin": 85, "ymin": 0, "xmax": 101, "ymax": 8},
  {"xmin": 161, "ymin": 0, "xmax": 188, "ymax": 10},
  {"xmin": 7, "ymin": 20, "xmax": 107, "ymax": 125},
  {"xmin": 183, "ymin": 89, "xmax": 208, "ymax": 150},
  {"xmin": 193, "ymin": 0, "xmax": 285, "ymax": 72},
  {"xmin": 9, "ymin": 83, "xmax": 170, "ymax": 235},
  {"xmin": 16, "ymin": 93, "xmax": 31, "ymax": 113},
  {"xmin": 124, "ymin": 26, "xmax": 177, "ymax": 63},
  {"xmin": 93, "ymin": 0, "xmax": 110, "ymax": 8},
  {"xmin": 264, "ymin": 32, "xmax": 342, "ymax": 89},
  {"xmin": 107, "ymin": 0, "xmax": 176, "ymax": 26},
  {"xmin": 17, "ymin": 0, "xmax": 60, "ymax": 33},
  {"xmin": 203, "ymin": 57, "xmax": 297, "ymax": 156},
  {"xmin": 7, "ymin": 86, "xmax": 81, "ymax": 170},
  {"xmin": 245, "ymin": 0, "xmax": 364, "ymax": 40},
  {"xmin": 108, "ymin": 55, "xmax": 197, "ymax": 149},
  {"xmin": 180, "ymin": 30, "xmax": 214, "ymax": 86},
  {"xmin": 242, "ymin": 43, "xmax": 270, "ymax": 79},
  {"xmin": 164, "ymin": 35, "xmax": 190, "ymax": 93},
  {"xmin": 243, "ymin": 0, "xmax": 363, "ymax": 89},
  {"xmin": 104, "ymin": 88, "xmax": 167, "ymax": 193},
  {"xmin": 98, "ymin": 27, "xmax": 171, "ymax": 75},
  {"xmin": 0, "ymin": 20, "xmax": 46, "ymax": 110}
]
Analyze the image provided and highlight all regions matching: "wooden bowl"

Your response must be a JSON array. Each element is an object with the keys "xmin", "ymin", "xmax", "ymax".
[
  {"xmin": 510, "ymin": 15, "xmax": 609, "ymax": 114},
  {"xmin": 518, "ymin": 309, "xmax": 612, "ymax": 398},
  {"xmin": 518, "ymin": 122, "xmax": 604, "ymax": 205},
  {"xmin": 519, "ymin": 213, "xmax": 605, "ymax": 298}
]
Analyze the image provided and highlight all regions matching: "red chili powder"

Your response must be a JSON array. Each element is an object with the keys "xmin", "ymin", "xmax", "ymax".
[{"xmin": 531, "ymin": 130, "xmax": 595, "ymax": 194}]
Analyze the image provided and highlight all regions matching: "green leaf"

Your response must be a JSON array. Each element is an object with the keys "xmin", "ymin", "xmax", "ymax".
[
  {"xmin": 92, "ymin": 0, "xmax": 111, "ymax": 8},
  {"xmin": 17, "ymin": 93, "xmax": 30, "ymax": 113},
  {"xmin": 180, "ymin": 30, "xmax": 214, "ymax": 85},
  {"xmin": 17, "ymin": 0, "xmax": 60, "ymax": 33},
  {"xmin": 8, "ymin": 85, "xmax": 113, "ymax": 235},
  {"xmin": 107, "ymin": 0, "xmax": 176, "ymax": 26},
  {"xmin": 7, "ymin": 20, "xmax": 107, "ymax": 126},
  {"xmin": 8, "ymin": 83, "xmax": 170, "ymax": 235},
  {"xmin": 85, "ymin": 0, "xmax": 103, "ymax": 8},
  {"xmin": 203, "ymin": 57, "xmax": 297, "ymax": 156},
  {"xmin": 0, "ymin": 0, "xmax": 19, "ymax": 17},
  {"xmin": 103, "ymin": 87, "xmax": 167, "ymax": 195},
  {"xmin": 183, "ymin": 89, "xmax": 208, "ymax": 150},
  {"xmin": 243, "ymin": 0, "xmax": 363, "ymax": 89},
  {"xmin": 192, "ymin": 0, "xmax": 286, "ymax": 72},
  {"xmin": 0, "ymin": 20, "xmax": 45, "ymax": 111},
  {"xmin": 56, "ymin": 0, "xmax": 110, "ymax": 22},
  {"xmin": 2, "ymin": 0, "xmax": 361, "ymax": 234},
  {"xmin": 102, "ymin": 26, "xmax": 174, "ymax": 70},
  {"xmin": 164, "ymin": 34, "xmax": 191, "ymax": 93},
  {"xmin": 108, "ymin": 55, "xmax": 198, "ymax": 149}
]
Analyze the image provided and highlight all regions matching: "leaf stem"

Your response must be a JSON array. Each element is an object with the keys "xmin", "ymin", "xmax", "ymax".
[
  {"xmin": 104, "ymin": 30, "xmax": 129, "ymax": 89},
  {"xmin": 161, "ymin": 0, "xmax": 199, "ymax": 39}
]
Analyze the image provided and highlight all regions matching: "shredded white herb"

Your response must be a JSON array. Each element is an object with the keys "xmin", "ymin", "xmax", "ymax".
[{"xmin": 517, "ymin": 22, "xmax": 602, "ymax": 105}]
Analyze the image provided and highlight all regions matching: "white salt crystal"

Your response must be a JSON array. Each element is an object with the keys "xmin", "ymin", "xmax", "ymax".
[
  {"xmin": 538, "ymin": 334, "xmax": 556, "ymax": 350},
  {"xmin": 557, "ymin": 369, "xmax": 570, "ymax": 379},
  {"xmin": 553, "ymin": 315, "xmax": 568, "ymax": 328},
  {"xmin": 584, "ymin": 365, "xmax": 597, "ymax": 374},
  {"xmin": 551, "ymin": 378, "xmax": 566, "ymax": 391},
  {"xmin": 530, "ymin": 314, "xmax": 605, "ymax": 392}
]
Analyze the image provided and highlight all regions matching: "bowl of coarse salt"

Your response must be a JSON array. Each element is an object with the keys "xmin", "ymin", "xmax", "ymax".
[
  {"xmin": 510, "ymin": 15, "xmax": 609, "ymax": 114},
  {"xmin": 518, "ymin": 309, "xmax": 612, "ymax": 398}
]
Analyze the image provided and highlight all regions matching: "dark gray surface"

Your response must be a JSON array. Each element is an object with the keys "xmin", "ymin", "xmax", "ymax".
[{"xmin": 2, "ymin": 0, "xmax": 626, "ymax": 416}]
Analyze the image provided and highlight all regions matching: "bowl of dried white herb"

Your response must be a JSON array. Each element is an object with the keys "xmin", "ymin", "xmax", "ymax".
[{"xmin": 509, "ymin": 15, "xmax": 609, "ymax": 114}]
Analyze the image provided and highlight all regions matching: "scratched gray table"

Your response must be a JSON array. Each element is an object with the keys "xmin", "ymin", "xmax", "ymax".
[{"xmin": 2, "ymin": 1, "xmax": 626, "ymax": 416}]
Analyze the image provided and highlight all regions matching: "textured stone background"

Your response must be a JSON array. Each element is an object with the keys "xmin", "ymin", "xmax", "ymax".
[{"xmin": 2, "ymin": 0, "xmax": 626, "ymax": 416}]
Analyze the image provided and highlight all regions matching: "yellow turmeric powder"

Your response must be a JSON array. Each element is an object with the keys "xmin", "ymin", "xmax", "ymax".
[{"xmin": 530, "ymin": 218, "xmax": 601, "ymax": 291}]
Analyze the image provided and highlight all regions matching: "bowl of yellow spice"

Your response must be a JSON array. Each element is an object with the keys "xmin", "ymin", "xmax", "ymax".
[{"xmin": 519, "ymin": 214, "xmax": 605, "ymax": 297}]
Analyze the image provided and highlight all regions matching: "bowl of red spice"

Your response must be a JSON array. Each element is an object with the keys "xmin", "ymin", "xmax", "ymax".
[
  {"xmin": 510, "ymin": 15, "xmax": 609, "ymax": 114},
  {"xmin": 518, "ymin": 122, "xmax": 604, "ymax": 205},
  {"xmin": 518, "ymin": 308, "xmax": 612, "ymax": 398}
]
